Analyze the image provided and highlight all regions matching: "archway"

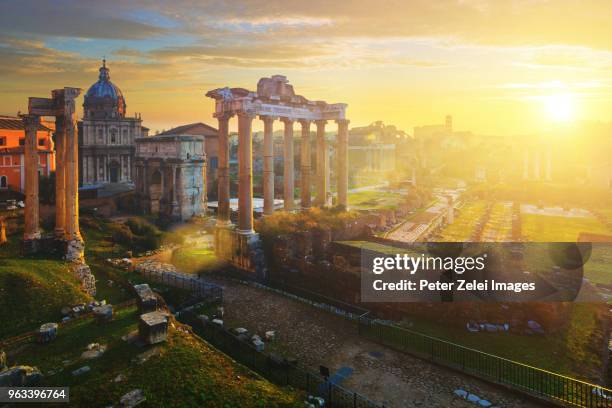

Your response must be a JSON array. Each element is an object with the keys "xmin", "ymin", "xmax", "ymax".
[{"xmin": 0, "ymin": 175, "xmax": 7, "ymax": 189}]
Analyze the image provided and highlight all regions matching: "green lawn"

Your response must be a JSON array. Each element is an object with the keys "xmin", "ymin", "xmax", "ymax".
[
  {"xmin": 9, "ymin": 306, "xmax": 302, "ymax": 408},
  {"xmin": 0, "ymin": 240, "xmax": 90, "ymax": 338},
  {"xmin": 522, "ymin": 213, "xmax": 610, "ymax": 242},
  {"xmin": 348, "ymin": 190, "xmax": 405, "ymax": 210},
  {"xmin": 402, "ymin": 302, "xmax": 607, "ymax": 383},
  {"xmin": 437, "ymin": 200, "xmax": 488, "ymax": 242}
]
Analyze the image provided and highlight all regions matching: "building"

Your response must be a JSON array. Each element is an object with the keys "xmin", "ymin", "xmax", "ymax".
[
  {"xmin": 134, "ymin": 134, "xmax": 207, "ymax": 221},
  {"xmin": 79, "ymin": 60, "xmax": 148, "ymax": 186},
  {"xmin": 348, "ymin": 121, "xmax": 402, "ymax": 173},
  {"xmin": 0, "ymin": 115, "xmax": 55, "ymax": 192},
  {"xmin": 157, "ymin": 122, "xmax": 218, "ymax": 197}
]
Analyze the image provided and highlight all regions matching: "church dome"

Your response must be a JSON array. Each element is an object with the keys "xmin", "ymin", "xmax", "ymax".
[{"xmin": 84, "ymin": 60, "xmax": 126, "ymax": 119}]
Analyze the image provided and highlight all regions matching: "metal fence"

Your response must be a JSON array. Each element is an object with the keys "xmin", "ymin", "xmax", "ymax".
[
  {"xmin": 138, "ymin": 266, "xmax": 223, "ymax": 303},
  {"xmin": 180, "ymin": 311, "xmax": 382, "ymax": 408},
  {"xmin": 358, "ymin": 318, "xmax": 612, "ymax": 408}
]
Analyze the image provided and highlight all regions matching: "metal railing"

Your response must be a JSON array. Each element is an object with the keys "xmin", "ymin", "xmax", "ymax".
[
  {"xmin": 180, "ymin": 311, "xmax": 382, "ymax": 408},
  {"xmin": 358, "ymin": 318, "xmax": 612, "ymax": 407}
]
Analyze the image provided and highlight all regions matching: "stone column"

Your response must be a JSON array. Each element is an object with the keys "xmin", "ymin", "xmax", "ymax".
[
  {"xmin": 336, "ymin": 119, "xmax": 349, "ymax": 209},
  {"xmin": 299, "ymin": 120, "xmax": 312, "ymax": 209},
  {"xmin": 171, "ymin": 164, "xmax": 179, "ymax": 217},
  {"xmin": 237, "ymin": 112, "xmax": 255, "ymax": 233},
  {"xmin": 64, "ymin": 89, "xmax": 82, "ymax": 244},
  {"xmin": 533, "ymin": 150, "xmax": 541, "ymax": 180},
  {"xmin": 545, "ymin": 147, "xmax": 552, "ymax": 181},
  {"xmin": 281, "ymin": 118, "xmax": 295, "ymax": 211},
  {"xmin": 315, "ymin": 120, "xmax": 327, "ymax": 206},
  {"xmin": 260, "ymin": 115, "xmax": 276, "ymax": 215},
  {"xmin": 216, "ymin": 113, "xmax": 232, "ymax": 226},
  {"xmin": 22, "ymin": 114, "xmax": 41, "ymax": 242},
  {"xmin": 54, "ymin": 116, "xmax": 66, "ymax": 238}
]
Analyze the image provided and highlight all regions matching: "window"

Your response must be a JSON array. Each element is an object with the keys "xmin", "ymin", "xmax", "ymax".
[
  {"xmin": 0, "ymin": 175, "xmax": 7, "ymax": 189},
  {"xmin": 19, "ymin": 138, "xmax": 24, "ymax": 146},
  {"xmin": 98, "ymin": 128, "xmax": 103, "ymax": 142},
  {"xmin": 4, "ymin": 157, "xmax": 11, "ymax": 166},
  {"xmin": 0, "ymin": 137, "xmax": 5, "ymax": 146},
  {"xmin": 111, "ymin": 129, "xmax": 117, "ymax": 144},
  {"xmin": 38, "ymin": 138, "xmax": 45, "ymax": 147}
]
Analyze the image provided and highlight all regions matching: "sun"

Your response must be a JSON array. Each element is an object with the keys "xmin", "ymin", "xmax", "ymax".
[{"xmin": 544, "ymin": 93, "xmax": 574, "ymax": 122}]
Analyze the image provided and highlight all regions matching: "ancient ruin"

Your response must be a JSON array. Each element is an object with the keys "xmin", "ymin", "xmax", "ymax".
[
  {"xmin": 134, "ymin": 134, "xmax": 207, "ymax": 221},
  {"xmin": 206, "ymin": 75, "xmax": 349, "ymax": 274},
  {"xmin": 22, "ymin": 87, "xmax": 96, "ymax": 294}
]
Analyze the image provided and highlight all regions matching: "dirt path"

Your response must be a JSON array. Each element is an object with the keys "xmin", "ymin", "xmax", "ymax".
[{"xmin": 208, "ymin": 277, "xmax": 545, "ymax": 408}]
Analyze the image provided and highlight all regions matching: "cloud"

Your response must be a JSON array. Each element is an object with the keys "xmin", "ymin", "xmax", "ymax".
[{"xmin": 0, "ymin": 0, "xmax": 166, "ymax": 40}]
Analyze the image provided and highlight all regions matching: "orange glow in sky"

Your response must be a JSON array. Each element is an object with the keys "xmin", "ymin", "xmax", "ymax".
[{"xmin": 1, "ymin": 1, "xmax": 612, "ymax": 136}]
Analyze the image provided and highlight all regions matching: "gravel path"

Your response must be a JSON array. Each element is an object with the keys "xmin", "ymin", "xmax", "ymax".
[{"xmin": 208, "ymin": 277, "xmax": 545, "ymax": 408}]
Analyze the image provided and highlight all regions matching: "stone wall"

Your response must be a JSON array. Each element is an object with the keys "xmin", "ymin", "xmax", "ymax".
[{"xmin": 263, "ymin": 231, "xmax": 573, "ymax": 333}]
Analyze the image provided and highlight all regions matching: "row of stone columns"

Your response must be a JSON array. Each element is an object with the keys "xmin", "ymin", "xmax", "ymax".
[
  {"xmin": 215, "ymin": 112, "xmax": 349, "ymax": 232},
  {"xmin": 22, "ymin": 96, "xmax": 81, "ymax": 248},
  {"xmin": 523, "ymin": 149, "xmax": 552, "ymax": 181}
]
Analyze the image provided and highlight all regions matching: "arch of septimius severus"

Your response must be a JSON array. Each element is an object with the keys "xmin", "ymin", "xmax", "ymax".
[{"xmin": 206, "ymin": 75, "xmax": 349, "ymax": 275}]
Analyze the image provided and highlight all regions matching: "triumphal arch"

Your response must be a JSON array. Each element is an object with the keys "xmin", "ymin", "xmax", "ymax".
[{"xmin": 206, "ymin": 75, "xmax": 349, "ymax": 276}]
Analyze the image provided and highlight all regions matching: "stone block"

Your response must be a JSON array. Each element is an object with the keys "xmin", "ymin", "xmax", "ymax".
[
  {"xmin": 134, "ymin": 283, "xmax": 157, "ymax": 313},
  {"xmin": 212, "ymin": 318, "xmax": 223, "ymax": 327},
  {"xmin": 72, "ymin": 366, "xmax": 90, "ymax": 376},
  {"xmin": 253, "ymin": 339, "xmax": 265, "ymax": 352},
  {"xmin": 38, "ymin": 323, "xmax": 58, "ymax": 343},
  {"xmin": 93, "ymin": 304, "xmax": 113, "ymax": 322},
  {"xmin": 120, "ymin": 389, "xmax": 146, "ymax": 407},
  {"xmin": 0, "ymin": 350, "xmax": 6, "ymax": 370},
  {"xmin": 139, "ymin": 311, "xmax": 169, "ymax": 345},
  {"xmin": 0, "ymin": 366, "xmax": 42, "ymax": 387}
]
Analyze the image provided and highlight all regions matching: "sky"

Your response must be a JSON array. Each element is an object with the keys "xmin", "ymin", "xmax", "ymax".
[{"xmin": 1, "ymin": 0, "xmax": 612, "ymax": 135}]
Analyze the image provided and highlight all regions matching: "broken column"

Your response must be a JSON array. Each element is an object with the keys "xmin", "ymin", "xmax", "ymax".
[
  {"xmin": 237, "ymin": 111, "xmax": 255, "ymax": 233},
  {"xmin": 261, "ymin": 115, "xmax": 275, "ymax": 215},
  {"xmin": 336, "ymin": 119, "xmax": 349, "ymax": 209},
  {"xmin": 61, "ymin": 88, "xmax": 84, "ymax": 261},
  {"xmin": 315, "ymin": 120, "xmax": 327, "ymax": 207},
  {"xmin": 299, "ymin": 120, "xmax": 312, "ymax": 209},
  {"xmin": 282, "ymin": 118, "xmax": 295, "ymax": 211},
  {"xmin": 22, "ymin": 114, "xmax": 41, "ymax": 252},
  {"xmin": 216, "ymin": 112, "xmax": 232, "ymax": 225}
]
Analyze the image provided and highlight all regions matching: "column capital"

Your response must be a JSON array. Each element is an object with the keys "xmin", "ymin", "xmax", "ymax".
[
  {"xmin": 214, "ymin": 111, "xmax": 234, "ymax": 121},
  {"xmin": 280, "ymin": 117, "xmax": 295, "ymax": 125},
  {"xmin": 315, "ymin": 119, "xmax": 327, "ymax": 126},
  {"xmin": 236, "ymin": 110, "xmax": 256, "ymax": 120},
  {"xmin": 335, "ymin": 119, "xmax": 350, "ymax": 126},
  {"xmin": 21, "ymin": 114, "xmax": 40, "ymax": 130},
  {"xmin": 259, "ymin": 115, "xmax": 277, "ymax": 123},
  {"xmin": 298, "ymin": 119, "xmax": 312, "ymax": 127}
]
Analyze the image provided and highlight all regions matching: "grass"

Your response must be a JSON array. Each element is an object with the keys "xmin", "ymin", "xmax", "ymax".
[
  {"xmin": 522, "ymin": 213, "xmax": 610, "ymax": 242},
  {"xmin": 401, "ymin": 302, "xmax": 607, "ymax": 383},
  {"xmin": 348, "ymin": 190, "xmax": 404, "ymax": 210},
  {"xmin": 437, "ymin": 200, "xmax": 488, "ymax": 241},
  {"xmin": 9, "ymin": 306, "xmax": 303, "ymax": 408},
  {"xmin": 171, "ymin": 247, "xmax": 224, "ymax": 275},
  {"xmin": 0, "ymin": 239, "xmax": 90, "ymax": 338}
]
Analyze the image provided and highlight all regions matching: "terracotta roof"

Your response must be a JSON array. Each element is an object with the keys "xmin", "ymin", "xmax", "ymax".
[
  {"xmin": 0, "ymin": 115, "xmax": 52, "ymax": 132},
  {"xmin": 158, "ymin": 122, "xmax": 218, "ymax": 137}
]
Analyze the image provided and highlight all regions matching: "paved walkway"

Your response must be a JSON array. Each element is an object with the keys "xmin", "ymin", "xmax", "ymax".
[{"xmin": 208, "ymin": 277, "xmax": 544, "ymax": 408}]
